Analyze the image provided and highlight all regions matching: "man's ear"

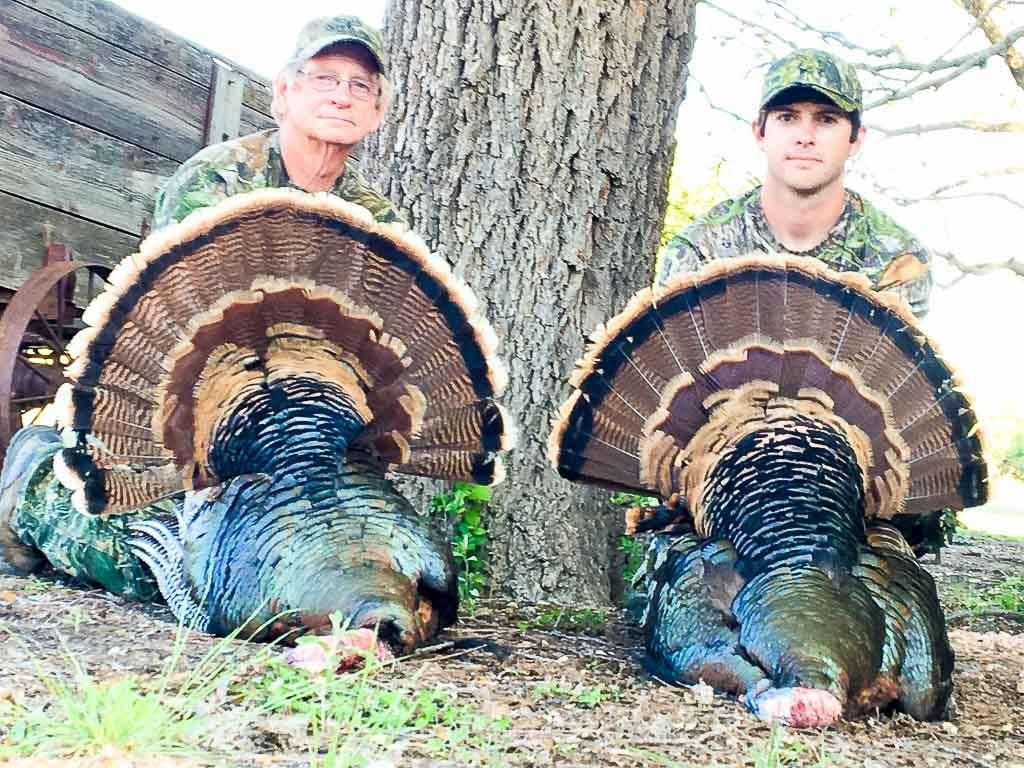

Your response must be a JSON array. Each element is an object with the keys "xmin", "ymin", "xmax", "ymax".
[
  {"xmin": 271, "ymin": 72, "xmax": 291, "ymax": 122},
  {"xmin": 849, "ymin": 125, "xmax": 866, "ymax": 157},
  {"xmin": 752, "ymin": 118, "xmax": 765, "ymax": 150}
]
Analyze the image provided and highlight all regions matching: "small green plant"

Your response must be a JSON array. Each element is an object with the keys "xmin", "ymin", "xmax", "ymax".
[
  {"xmin": 991, "ymin": 576, "xmax": 1024, "ymax": 611},
  {"xmin": 939, "ymin": 508, "xmax": 961, "ymax": 545},
  {"xmin": 241, "ymin": 635, "xmax": 508, "ymax": 765},
  {"xmin": 618, "ymin": 535, "xmax": 646, "ymax": 583},
  {"xmin": 610, "ymin": 492, "xmax": 658, "ymax": 586},
  {"xmin": 516, "ymin": 606, "xmax": 607, "ymax": 634},
  {"xmin": 609, "ymin": 491, "xmax": 659, "ymax": 508},
  {"xmin": 998, "ymin": 431, "xmax": 1024, "ymax": 481},
  {"xmin": 0, "ymin": 625, "xmax": 238, "ymax": 758},
  {"xmin": 947, "ymin": 575, "xmax": 1024, "ymax": 615},
  {"xmin": 750, "ymin": 724, "xmax": 832, "ymax": 767},
  {"xmin": 430, "ymin": 482, "xmax": 491, "ymax": 610},
  {"xmin": 530, "ymin": 681, "xmax": 619, "ymax": 708},
  {"xmin": 60, "ymin": 606, "xmax": 86, "ymax": 632}
]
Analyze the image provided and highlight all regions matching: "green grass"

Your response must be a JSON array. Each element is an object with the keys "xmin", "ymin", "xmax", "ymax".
[
  {"xmin": 0, "ymin": 619, "xmax": 509, "ymax": 766},
  {"xmin": 529, "ymin": 681, "xmax": 620, "ymax": 708},
  {"xmin": 944, "ymin": 575, "xmax": 1024, "ymax": 615},
  {"xmin": 240, "ymin": 639, "xmax": 509, "ymax": 766},
  {"xmin": 750, "ymin": 725, "xmax": 833, "ymax": 767},
  {"xmin": 957, "ymin": 527, "xmax": 1024, "ymax": 543},
  {"xmin": 626, "ymin": 725, "xmax": 832, "ymax": 768},
  {"xmin": 0, "ymin": 626, "xmax": 233, "ymax": 759},
  {"xmin": 515, "ymin": 606, "xmax": 607, "ymax": 634}
]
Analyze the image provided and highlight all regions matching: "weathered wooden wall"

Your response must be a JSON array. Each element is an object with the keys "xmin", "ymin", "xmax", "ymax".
[{"xmin": 0, "ymin": 0, "xmax": 276, "ymax": 293}]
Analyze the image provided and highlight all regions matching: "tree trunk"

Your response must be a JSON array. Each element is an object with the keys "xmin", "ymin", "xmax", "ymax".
[{"xmin": 365, "ymin": 0, "xmax": 698, "ymax": 604}]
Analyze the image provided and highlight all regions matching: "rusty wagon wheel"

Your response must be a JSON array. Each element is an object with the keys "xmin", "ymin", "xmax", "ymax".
[{"xmin": 0, "ymin": 260, "xmax": 111, "ymax": 461}]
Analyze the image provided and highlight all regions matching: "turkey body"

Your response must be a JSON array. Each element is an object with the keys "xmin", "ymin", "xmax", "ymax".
[
  {"xmin": 549, "ymin": 255, "xmax": 986, "ymax": 726},
  {"xmin": 641, "ymin": 417, "xmax": 952, "ymax": 726},
  {"xmin": 163, "ymin": 453, "xmax": 455, "ymax": 648},
  {"xmin": 130, "ymin": 374, "xmax": 456, "ymax": 648},
  {"xmin": 0, "ymin": 191, "xmax": 511, "ymax": 655}
]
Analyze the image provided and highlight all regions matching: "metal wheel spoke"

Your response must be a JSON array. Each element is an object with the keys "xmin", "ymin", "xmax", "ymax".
[
  {"xmin": 32, "ymin": 309, "xmax": 69, "ymax": 359},
  {"xmin": 15, "ymin": 353, "xmax": 57, "ymax": 387}
]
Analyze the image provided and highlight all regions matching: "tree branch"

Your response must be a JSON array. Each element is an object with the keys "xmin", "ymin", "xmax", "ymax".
[
  {"xmin": 869, "ymin": 120, "xmax": 1024, "ymax": 136},
  {"xmin": 688, "ymin": 75, "xmax": 749, "ymax": 125},
  {"xmin": 865, "ymin": 25, "xmax": 1024, "ymax": 108},
  {"xmin": 900, "ymin": 191, "xmax": 1024, "ymax": 210},
  {"xmin": 936, "ymin": 0, "xmax": 1006, "ymax": 60},
  {"xmin": 933, "ymin": 249, "xmax": 1024, "ymax": 280},
  {"xmin": 921, "ymin": 165, "xmax": 1024, "ymax": 196},
  {"xmin": 762, "ymin": 0, "xmax": 898, "ymax": 57},
  {"xmin": 701, "ymin": 0, "xmax": 795, "ymax": 51},
  {"xmin": 956, "ymin": 0, "xmax": 1024, "ymax": 91}
]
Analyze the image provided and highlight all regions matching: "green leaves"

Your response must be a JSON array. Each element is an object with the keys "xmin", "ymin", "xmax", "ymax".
[{"xmin": 430, "ymin": 482, "xmax": 491, "ymax": 610}]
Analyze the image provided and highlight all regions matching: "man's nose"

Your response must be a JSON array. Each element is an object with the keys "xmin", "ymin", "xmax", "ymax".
[
  {"xmin": 794, "ymin": 118, "xmax": 816, "ymax": 144},
  {"xmin": 328, "ymin": 82, "xmax": 356, "ymax": 106}
]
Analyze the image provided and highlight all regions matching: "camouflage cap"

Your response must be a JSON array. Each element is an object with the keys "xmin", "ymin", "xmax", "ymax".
[
  {"xmin": 760, "ymin": 49, "xmax": 862, "ymax": 113},
  {"xmin": 290, "ymin": 16, "xmax": 386, "ymax": 75}
]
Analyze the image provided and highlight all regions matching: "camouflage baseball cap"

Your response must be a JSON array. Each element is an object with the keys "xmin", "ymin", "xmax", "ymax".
[
  {"xmin": 290, "ymin": 16, "xmax": 386, "ymax": 75},
  {"xmin": 760, "ymin": 49, "xmax": 862, "ymax": 113}
]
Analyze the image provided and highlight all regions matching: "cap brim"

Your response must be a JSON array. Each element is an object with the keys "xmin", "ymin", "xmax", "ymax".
[
  {"xmin": 295, "ymin": 35, "xmax": 385, "ymax": 75},
  {"xmin": 761, "ymin": 83, "xmax": 858, "ymax": 113}
]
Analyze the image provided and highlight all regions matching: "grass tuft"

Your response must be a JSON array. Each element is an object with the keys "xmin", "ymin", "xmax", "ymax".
[
  {"xmin": 750, "ymin": 724, "xmax": 833, "ymax": 768},
  {"xmin": 944, "ymin": 575, "xmax": 1024, "ymax": 615},
  {"xmin": 241, "ymin": 643, "xmax": 508, "ymax": 766}
]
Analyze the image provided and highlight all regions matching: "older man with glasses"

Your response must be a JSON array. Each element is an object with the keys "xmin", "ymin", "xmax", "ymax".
[{"xmin": 153, "ymin": 16, "xmax": 402, "ymax": 230}]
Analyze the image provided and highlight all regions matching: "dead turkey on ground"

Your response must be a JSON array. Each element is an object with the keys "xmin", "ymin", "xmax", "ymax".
[
  {"xmin": 548, "ymin": 255, "xmax": 986, "ymax": 727},
  {"xmin": 0, "ymin": 189, "xmax": 513, "ymax": 657}
]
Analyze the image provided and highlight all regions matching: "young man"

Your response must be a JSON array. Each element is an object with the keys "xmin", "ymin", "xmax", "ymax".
[
  {"xmin": 655, "ymin": 49, "xmax": 932, "ymax": 317},
  {"xmin": 153, "ymin": 15, "xmax": 402, "ymax": 229}
]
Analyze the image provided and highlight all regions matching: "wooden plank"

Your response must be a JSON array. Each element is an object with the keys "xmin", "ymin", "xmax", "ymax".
[
  {"xmin": 17, "ymin": 0, "xmax": 275, "ymax": 117},
  {"xmin": 240, "ymin": 105, "xmax": 276, "ymax": 137},
  {"xmin": 0, "ymin": 191, "xmax": 135, "ymax": 294},
  {"xmin": 0, "ymin": 93, "xmax": 177, "ymax": 235},
  {"xmin": 204, "ymin": 60, "xmax": 245, "ymax": 146},
  {"xmin": 0, "ymin": 0, "xmax": 208, "ymax": 161}
]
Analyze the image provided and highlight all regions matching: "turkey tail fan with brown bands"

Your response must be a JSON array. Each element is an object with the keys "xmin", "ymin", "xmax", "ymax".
[
  {"xmin": 53, "ymin": 189, "xmax": 513, "ymax": 514},
  {"xmin": 549, "ymin": 254, "xmax": 987, "ymax": 524}
]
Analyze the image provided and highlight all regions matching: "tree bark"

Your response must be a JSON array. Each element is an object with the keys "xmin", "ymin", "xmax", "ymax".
[{"xmin": 365, "ymin": 0, "xmax": 697, "ymax": 604}]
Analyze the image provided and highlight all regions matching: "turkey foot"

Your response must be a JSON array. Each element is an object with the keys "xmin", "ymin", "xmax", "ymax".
[{"xmin": 283, "ymin": 628, "xmax": 394, "ymax": 674}]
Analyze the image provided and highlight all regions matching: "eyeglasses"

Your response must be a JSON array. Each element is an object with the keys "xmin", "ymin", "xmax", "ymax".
[{"xmin": 297, "ymin": 70, "xmax": 378, "ymax": 101}]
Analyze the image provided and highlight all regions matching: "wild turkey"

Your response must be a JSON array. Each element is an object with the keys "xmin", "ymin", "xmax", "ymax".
[
  {"xmin": 548, "ymin": 255, "xmax": 986, "ymax": 727},
  {"xmin": 0, "ymin": 189, "xmax": 512, "ymax": 655}
]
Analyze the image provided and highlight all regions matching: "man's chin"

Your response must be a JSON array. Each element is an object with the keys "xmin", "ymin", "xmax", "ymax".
[
  {"xmin": 780, "ymin": 173, "xmax": 836, "ymax": 197},
  {"xmin": 309, "ymin": 127, "xmax": 366, "ymax": 147}
]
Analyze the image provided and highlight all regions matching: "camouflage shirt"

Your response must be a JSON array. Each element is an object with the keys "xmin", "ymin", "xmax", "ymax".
[
  {"xmin": 654, "ymin": 186, "xmax": 933, "ymax": 317},
  {"xmin": 153, "ymin": 129, "xmax": 404, "ymax": 230}
]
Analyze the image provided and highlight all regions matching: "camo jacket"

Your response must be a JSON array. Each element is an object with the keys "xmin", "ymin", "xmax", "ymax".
[
  {"xmin": 9, "ymin": 457, "xmax": 163, "ymax": 601},
  {"xmin": 654, "ymin": 187, "xmax": 933, "ymax": 317},
  {"xmin": 152, "ymin": 129, "xmax": 404, "ymax": 230}
]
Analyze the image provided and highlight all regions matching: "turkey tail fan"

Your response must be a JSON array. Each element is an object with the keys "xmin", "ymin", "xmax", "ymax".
[
  {"xmin": 549, "ymin": 253, "xmax": 987, "ymax": 529},
  {"xmin": 54, "ymin": 189, "xmax": 513, "ymax": 514}
]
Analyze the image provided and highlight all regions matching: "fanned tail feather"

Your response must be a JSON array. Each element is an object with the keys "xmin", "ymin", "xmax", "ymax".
[
  {"xmin": 549, "ymin": 254, "xmax": 987, "ymax": 523},
  {"xmin": 54, "ymin": 190, "xmax": 513, "ymax": 513}
]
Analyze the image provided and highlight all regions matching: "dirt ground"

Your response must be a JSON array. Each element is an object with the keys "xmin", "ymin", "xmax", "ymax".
[{"xmin": 1, "ymin": 533, "xmax": 1022, "ymax": 768}]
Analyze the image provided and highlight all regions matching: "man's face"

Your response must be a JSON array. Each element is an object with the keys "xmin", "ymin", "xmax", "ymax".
[
  {"xmin": 753, "ymin": 100, "xmax": 865, "ymax": 196},
  {"xmin": 277, "ymin": 47, "xmax": 385, "ymax": 147}
]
